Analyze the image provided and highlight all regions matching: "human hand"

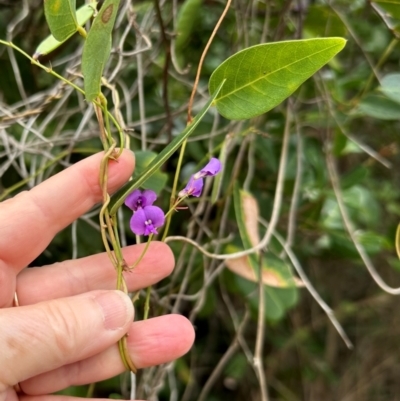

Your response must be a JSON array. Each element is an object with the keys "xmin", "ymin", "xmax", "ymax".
[{"xmin": 0, "ymin": 150, "xmax": 194, "ymax": 401}]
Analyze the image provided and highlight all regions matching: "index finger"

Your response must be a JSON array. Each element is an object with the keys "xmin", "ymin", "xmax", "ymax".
[{"xmin": 0, "ymin": 150, "xmax": 135, "ymax": 273}]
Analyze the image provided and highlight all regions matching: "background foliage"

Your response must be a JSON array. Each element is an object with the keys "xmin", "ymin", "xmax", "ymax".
[{"xmin": 1, "ymin": 0, "xmax": 400, "ymax": 400}]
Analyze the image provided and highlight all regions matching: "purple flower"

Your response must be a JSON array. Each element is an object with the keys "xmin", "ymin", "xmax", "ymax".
[
  {"xmin": 193, "ymin": 157, "xmax": 222, "ymax": 180},
  {"xmin": 178, "ymin": 158, "xmax": 221, "ymax": 198},
  {"xmin": 125, "ymin": 189, "xmax": 157, "ymax": 211},
  {"xmin": 178, "ymin": 175, "xmax": 204, "ymax": 198},
  {"xmin": 130, "ymin": 205, "xmax": 165, "ymax": 236}
]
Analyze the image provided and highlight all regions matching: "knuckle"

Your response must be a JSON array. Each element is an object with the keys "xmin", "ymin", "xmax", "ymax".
[{"xmin": 42, "ymin": 301, "xmax": 81, "ymax": 362}]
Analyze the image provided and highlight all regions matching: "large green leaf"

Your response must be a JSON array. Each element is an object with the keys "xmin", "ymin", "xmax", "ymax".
[
  {"xmin": 82, "ymin": 0, "xmax": 121, "ymax": 101},
  {"xmin": 109, "ymin": 81, "xmax": 224, "ymax": 214},
  {"xmin": 34, "ymin": 3, "xmax": 96, "ymax": 59},
  {"xmin": 209, "ymin": 38, "xmax": 346, "ymax": 120},
  {"xmin": 44, "ymin": 0, "xmax": 78, "ymax": 42}
]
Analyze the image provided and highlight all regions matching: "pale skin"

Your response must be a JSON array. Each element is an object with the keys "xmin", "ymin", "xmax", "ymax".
[{"xmin": 0, "ymin": 150, "xmax": 195, "ymax": 401}]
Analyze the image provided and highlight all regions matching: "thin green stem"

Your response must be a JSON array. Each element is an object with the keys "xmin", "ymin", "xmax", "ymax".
[
  {"xmin": 0, "ymin": 40, "xmax": 124, "ymax": 149},
  {"xmin": 128, "ymin": 235, "xmax": 153, "ymax": 270},
  {"xmin": 86, "ymin": 383, "xmax": 95, "ymax": 398},
  {"xmin": 357, "ymin": 38, "xmax": 399, "ymax": 101},
  {"xmin": 97, "ymin": 110, "xmax": 136, "ymax": 374},
  {"xmin": 0, "ymin": 150, "xmax": 68, "ymax": 201},
  {"xmin": 99, "ymin": 195, "xmax": 118, "ymax": 268},
  {"xmin": 99, "ymin": 93, "xmax": 114, "ymax": 147},
  {"xmin": 0, "ymin": 40, "xmax": 85, "ymax": 95},
  {"xmin": 144, "ymin": 285, "xmax": 152, "ymax": 320},
  {"xmin": 162, "ymin": 140, "xmax": 188, "ymax": 241}
]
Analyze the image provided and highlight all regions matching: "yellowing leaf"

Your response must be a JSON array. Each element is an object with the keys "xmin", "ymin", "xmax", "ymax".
[
  {"xmin": 230, "ymin": 187, "xmax": 303, "ymax": 288},
  {"xmin": 241, "ymin": 191, "xmax": 260, "ymax": 247},
  {"xmin": 225, "ymin": 245, "xmax": 303, "ymax": 288}
]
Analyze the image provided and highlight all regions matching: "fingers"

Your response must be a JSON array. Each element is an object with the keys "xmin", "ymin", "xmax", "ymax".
[
  {"xmin": 16, "ymin": 242, "xmax": 174, "ymax": 305},
  {"xmin": 0, "ymin": 150, "xmax": 135, "ymax": 274},
  {"xmin": 0, "ymin": 290, "xmax": 133, "ymax": 391},
  {"xmin": 21, "ymin": 315, "xmax": 195, "ymax": 395}
]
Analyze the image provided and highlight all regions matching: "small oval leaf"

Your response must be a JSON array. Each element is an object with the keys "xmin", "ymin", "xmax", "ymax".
[
  {"xmin": 175, "ymin": 0, "xmax": 202, "ymax": 53},
  {"xmin": 82, "ymin": 0, "xmax": 121, "ymax": 101},
  {"xmin": 357, "ymin": 93, "xmax": 400, "ymax": 120},
  {"xmin": 209, "ymin": 38, "xmax": 346, "ymax": 120},
  {"xmin": 380, "ymin": 73, "xmax": 400, "ymax": 104},
  {"xmin": 34, "ymin": 3, "xmax": 96, "ymax": 59},
  {"xmin": 44, "ymin": 0, "xmax": 78, "ymax": 42}
]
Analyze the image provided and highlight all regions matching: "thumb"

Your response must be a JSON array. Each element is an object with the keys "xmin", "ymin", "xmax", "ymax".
[{"xmin": 0, "ymin": 290, "xmax": 133, "ymax": 390}]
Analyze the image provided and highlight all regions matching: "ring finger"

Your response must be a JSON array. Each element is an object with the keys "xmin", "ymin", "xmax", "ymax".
[{"xmin": 20, "ymin": 314, "xmax": 195, "ymax": 395}]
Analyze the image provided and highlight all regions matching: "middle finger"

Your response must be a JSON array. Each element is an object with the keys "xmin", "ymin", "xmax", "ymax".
[{"xmin": 16, "ymin": 242, "xmax": 174, "ymax": 305}]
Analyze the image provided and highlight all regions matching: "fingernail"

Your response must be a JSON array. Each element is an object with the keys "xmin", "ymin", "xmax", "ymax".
[{"xmin": 95, "ymin": 291, "xmax": 133, "ymax": 330}]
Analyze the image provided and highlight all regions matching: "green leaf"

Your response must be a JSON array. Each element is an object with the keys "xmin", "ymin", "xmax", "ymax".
[
  {"xmin": 209, "ymin": 38, "xmax": 346, "ymax": 120},
  {"xmin": 233, "ymin": 270, "xmax": 298, "ymax": 321},
  {"xmin": 34, "ymin": 3, "xmax": 96, "ymax": 59},
  {"xmin": 175, "ymin": 0, "xmax": 202, "ymax": 52},
  {"xmin": 357, "ymin": 93, "xmax": 400, "ymax": 120},
  {"xmin": 371, "ymin": 0, "xmax": 400, "ymax": 37},
  {"xmin": 380, "ymin": 73, "xmax": 400, "ymax": 104},
  {"xmin": 132, "ymin": 151, "xmax": 168, "ymax": 194},
  {"xmin": 81, "ymin": 0, "xmax": 121, "ymax": 101},
  {"xmin": 109, "ymin": 80, "xmax": 225, "ymax": 214},
  {"xmin": 44, "ymin": 0, "xmax": 78, "ymax": 42},
  {"xmin": 320, "ymin": 186, "xmax": 380, "ymax": 230},
  {"xmin": 304, "ymin": 5, "xmax": 347, "ymax": 38}
]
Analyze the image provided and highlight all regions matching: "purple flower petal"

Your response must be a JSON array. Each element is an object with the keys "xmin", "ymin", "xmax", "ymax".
[
  {"xmin": 178, "ymin": 176, "xmax": 204, "ymax": 198},
  {"xmin": 129, "ymin": 206, "xmax": 165, "ymax": 236},
  {"xmin": 193, "ymin": 157, "xmax": 222, "ymax": 179},
  {"xmin": 125, "ymin": 189, "xmax": 141, "ymax": 211},
  {"xmin": 125, "ymin": 189, "xmax": 157, "ymax": 211},
  {"xmin": 142, "ymin": 189, "xmax": 157, "ymax": 206}
]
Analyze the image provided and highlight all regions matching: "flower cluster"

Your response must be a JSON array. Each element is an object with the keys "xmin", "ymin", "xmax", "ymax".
[
  {"xmin": 125, "ymin": 158, "xmax": 221, "ymax": 236},
  {"xmin": 125, "ymin": 189, "xmax": 165, "ymax": 236},
  {"xmin": 178, "ymin": 157, "xmax": 222, "ymax": 198}
]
